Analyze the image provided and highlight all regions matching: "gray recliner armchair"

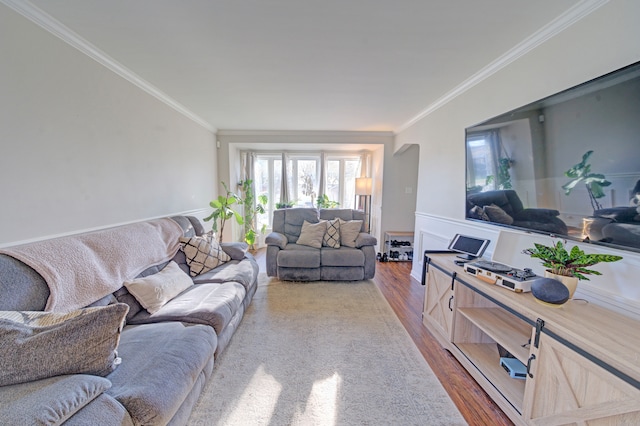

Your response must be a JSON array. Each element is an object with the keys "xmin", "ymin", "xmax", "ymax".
[{"xmin": 265, "ymin": 208, "xmax": 377, "ymax": 281}]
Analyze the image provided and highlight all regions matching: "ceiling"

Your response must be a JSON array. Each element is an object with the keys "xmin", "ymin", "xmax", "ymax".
[{"xmin": 23, "ymin": 0, "xmax": 581, "ymax": 132}]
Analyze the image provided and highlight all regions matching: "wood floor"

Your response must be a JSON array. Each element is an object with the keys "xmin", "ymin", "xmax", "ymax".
[{"xmin": 253, "ymin": 249, "xmax": 513, "ymax": 426}]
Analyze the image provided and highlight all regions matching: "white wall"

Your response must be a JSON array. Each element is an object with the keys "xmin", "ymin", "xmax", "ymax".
[
  {"xmin": 396, "ymin": 1, "xmax": 640, "ymax": 318},
  {"xmin": 0, "ymin": 5, "xmax": 217, "ymax": 246}
]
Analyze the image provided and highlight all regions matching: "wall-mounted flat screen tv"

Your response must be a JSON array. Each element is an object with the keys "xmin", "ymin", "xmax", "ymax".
[{"xmin": 465, "ymin": 60, "xmax": 640, "ymax": 253}]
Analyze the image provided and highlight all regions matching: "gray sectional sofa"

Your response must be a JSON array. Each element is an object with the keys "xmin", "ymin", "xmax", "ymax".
[
  {"xmin": 265, "ymin": 208, "xmax": 377, "ymax": 281},
  {"xmin": 0, "ymin": 215, "xmax": 258, "ymax": 425}
]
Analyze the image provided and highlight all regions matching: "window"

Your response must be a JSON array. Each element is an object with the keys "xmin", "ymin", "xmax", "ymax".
[
  {"xmin": 254, "ymin": 153, "xmax": 362, "ymax": 231},
  {"xmin": 466, "ymin": 134, "xmax": 496, "ymax": 190},
  {"xmin": 326, "ymin": 156, "xmax": 360, "ymax": 209},
  {"xmin": 466, "ymin": 130, "xmax": 511, "ymax": 192}
]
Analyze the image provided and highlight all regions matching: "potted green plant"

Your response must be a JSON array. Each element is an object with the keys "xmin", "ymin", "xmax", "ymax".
[
  {"xmin": 522, "ymin": 240, "xmax": 622, "ymax": 297},
  {"xmin": 316, "ymin": 194, "xmax": 339, "ymax": 209},
  {"xmin": 203, "ymin": 182, "xmax": 243, "ymax": 243},
  {"xmin": 238, "ymin": 179, "xmax": 267, "ymax": 249},
  {"xmin": 275, "ymin": 200, "xmax": 295, "ymax": 209}
]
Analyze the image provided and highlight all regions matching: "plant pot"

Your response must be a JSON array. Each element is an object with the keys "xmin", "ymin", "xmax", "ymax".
[{"xmin": 544, "ymin": 270, "xmax": 579, "ymax": 298}]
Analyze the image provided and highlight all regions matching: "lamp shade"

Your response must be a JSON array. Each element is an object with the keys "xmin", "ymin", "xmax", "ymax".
[{"xmin": 355, "ymin": 177, "xmax": 372, "ymax": 195}]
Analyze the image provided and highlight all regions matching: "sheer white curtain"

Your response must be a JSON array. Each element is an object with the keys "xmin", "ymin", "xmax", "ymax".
[
  {"xmin": 280, "ymin": 153, "xmax": 289, "ymax": 203},
  {"xmin": 317, "ymin": 152, "xmax": 326, "ymax": 202}
]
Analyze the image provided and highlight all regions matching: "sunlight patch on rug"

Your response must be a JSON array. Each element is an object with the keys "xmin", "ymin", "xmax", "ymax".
[
  {"xmin": 188, "ymin": 276, "xmax": 466, "ymax": 426},
  {"xmin": 218, "ymin": 364, "xmax": 281, "ymax": 425}
]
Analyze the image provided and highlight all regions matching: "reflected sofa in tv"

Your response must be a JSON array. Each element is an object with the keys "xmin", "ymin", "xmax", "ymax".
[{"xmin": 467, "ymin": 189, "xmax": 568, "ymax": 235}]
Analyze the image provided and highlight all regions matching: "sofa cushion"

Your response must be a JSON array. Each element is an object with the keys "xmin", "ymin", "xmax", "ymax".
[
  {"xmin": 0, "ymin": 303, "xmax": 128, "ymax": 386},
  {"xmin": 296, "ymin": 220, "xmax": 327, "ymax": 248},
  {"xmin": 179, "ymin": 236, "xmax": 231, "ymax": 276},
  {"xmin": 321, "ymin": 247, "xmax": 365, "ymax": 267},
  {"xmin": 62, "ymin": 392, "xmax": 132, "ymax": 426},
  {"xmin": 106, "ymin": 322, "xmax": 216, "ymax": 426},
  {"xmin": 338, "ymin": 219, "xmax": 363, "ymax": 248},
  {"xmin": 277, "ymin": 244, "xmax": 321, "ymax": 268},
  {"xmin": 0, "ymin": 374, "xmax": 113, "ymax": 425},
  {"xmin": 323, "ymin": 218, "xmax": 341, "ymax": 248},
  {"xmin": 127, "ymin": 282, "xmax": 246, "ymax": 335},
  {"xmin": 123, "ymin": 261, "xmax": 193, "ymax": 314},
  {"xmin": 192, "ymin": 257, "xmax": 259, "ymax": 291},
  {"xmin": 0, "ymin": 254, "xmax": 49, "ymax": 311},
  {"xmin": 279, "ymin": 208, "xmax": 320, "ymax": 242}
]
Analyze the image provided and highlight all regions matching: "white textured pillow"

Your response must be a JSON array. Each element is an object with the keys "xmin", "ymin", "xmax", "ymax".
[
  {"xmin": 323, "ymin": 218, "xmax": 341, "ymax": 248},
  {"xmin": 296, "ymin": 220, "xmax": 327, "ymax": 248},
  {"xmin": 179, "ymin": 235, "xmax": 231, "ymax": 276},
  {"xmin": 338, "ymin": 219, "xmax": 363, "ymax": 248},
  {"xmin": 124, "ymin": 261, "xmax": 193, "ymax": 314}
]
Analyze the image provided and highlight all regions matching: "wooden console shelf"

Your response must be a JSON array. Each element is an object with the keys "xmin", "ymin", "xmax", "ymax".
[
  {"xmin": 457, "ymin": 307, "xmax": 531, "ymax": 363},
  {"xmin": 422, "ymin": 253, "xmax": 640, "ymax": 425}
]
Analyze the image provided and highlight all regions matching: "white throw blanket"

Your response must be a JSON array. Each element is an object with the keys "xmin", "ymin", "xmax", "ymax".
[{"xmin": 0, "ymin": 218, "xmax": 183, "ymax": 312}]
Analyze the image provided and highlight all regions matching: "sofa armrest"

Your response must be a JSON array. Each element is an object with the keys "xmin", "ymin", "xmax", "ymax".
[
  {"xmin": 594, "ymin": 207, "xmax": 639, "ymax": 223},
  {"xmin": 265, "ymin": 232, "xmax": 288, "ymax": 250},
  {"xmin": 220, "ymin": 242, "xmax": 249, "ymax": 260},
  {"xmin": 0, "ymin": 375, "xmax": 112, "ymax": 425},
  {"xmin": 355, "ymin": 233, "xmax": 377, "ymax": 248}
]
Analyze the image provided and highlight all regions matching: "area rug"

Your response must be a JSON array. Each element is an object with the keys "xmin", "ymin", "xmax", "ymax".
[{"xmin": 188, "ymin": 274, "xmax": 466, "ymax": 425}]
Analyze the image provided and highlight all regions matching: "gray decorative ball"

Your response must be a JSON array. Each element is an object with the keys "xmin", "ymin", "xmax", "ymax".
[{"xmin": 531, "ymin": 277, "xmax": 570, "ymax": 305}]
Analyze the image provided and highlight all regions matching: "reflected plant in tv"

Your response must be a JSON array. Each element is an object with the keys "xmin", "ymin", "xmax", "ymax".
[{"xmin": 562, "ymin": 150, "xmax": 611, "ymax": 212}]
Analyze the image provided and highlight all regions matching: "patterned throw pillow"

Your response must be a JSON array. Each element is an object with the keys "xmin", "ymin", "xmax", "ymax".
[
  {"xmin": 179, "ymin": 236, "xmax": 231, "ymax": 277},
  {"xmin": 123, "ymin": 261, "xmax": 193, "ymax": 314},
  {"xmin": 323, "ymin": 218, "xmax": 341, "ymax": 248},
  {"xmin": 0, "ymin": 303, "xmax": 129, "ymax": 386}
]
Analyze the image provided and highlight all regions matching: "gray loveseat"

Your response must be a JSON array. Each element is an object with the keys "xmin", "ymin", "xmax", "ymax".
[
  {"xmin": 265, "ymin": 208, "xmax": 377, "ymax": 281},
  {"xmin": 0, "ymin": 215, "xmax": 258, "ymax": 425}
]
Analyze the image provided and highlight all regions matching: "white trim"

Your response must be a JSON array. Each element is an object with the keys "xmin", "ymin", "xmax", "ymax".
[
  {"xmin": 0, "ymin": 208, "xmax": 210, "ymax": 249},
  {"xmin": 409, "ymin": 211, "xmax": 640, "ymax": 321},
  {"xmin": 1, "ymin": 0, "xmax": 215, "ymax": 133},
  {"xmin": 396, "ymin": 0, "xmax": 610, "ymax": 134}
]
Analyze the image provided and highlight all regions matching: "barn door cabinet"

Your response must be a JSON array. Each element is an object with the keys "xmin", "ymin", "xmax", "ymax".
[{"xmin": 422, "ymin": 253, "xmax": 640, "ymax": 425}]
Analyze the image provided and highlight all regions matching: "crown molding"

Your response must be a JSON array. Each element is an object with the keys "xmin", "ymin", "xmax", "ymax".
[
  {"xmin": 396, "ymin": 0, "xmax": 610, "ymax": 134},
  {"xmin": 1, "ymin": 0, "xmax": 216, "ymax": 133}
]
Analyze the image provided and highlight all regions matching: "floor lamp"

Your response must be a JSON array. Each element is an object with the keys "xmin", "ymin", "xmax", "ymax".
[{"xmin": 355, "ymin": 177, "xmax": 372, "ymax": 233}]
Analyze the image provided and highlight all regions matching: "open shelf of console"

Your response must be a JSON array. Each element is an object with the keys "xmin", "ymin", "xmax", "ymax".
[{"xmin": 454, "ymin": 306, "xmax": 532, "ymax": 413}]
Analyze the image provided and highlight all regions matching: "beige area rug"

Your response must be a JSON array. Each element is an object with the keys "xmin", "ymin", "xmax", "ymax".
[{"xmin": 188, "ymin": 274, "xmax": 466, "ymax": 426}]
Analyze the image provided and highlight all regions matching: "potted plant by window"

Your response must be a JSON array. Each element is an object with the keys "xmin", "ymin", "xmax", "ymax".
[
  {"xmin": 203, "ymin": 182, "xmax": 243, "ymax": 243},
  {"xmin": 522, "ymin": 240, "xmax": 622, "ymax": 298}
]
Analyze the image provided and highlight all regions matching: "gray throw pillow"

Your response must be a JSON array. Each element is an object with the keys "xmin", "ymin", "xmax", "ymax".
[
  {"xmin": 484, "ymin": 204, "xmax": 514, "ymax": 225},
  {"xmin": 0, "ymin": 303, "xmax": 128, "ymax": 386},
  {"xmin": 296, "ymin": 220, "xmax": 327, "ymax": 248}
]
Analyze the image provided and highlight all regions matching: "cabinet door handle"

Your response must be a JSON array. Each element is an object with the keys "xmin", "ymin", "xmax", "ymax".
[
  {"xmin": 450, "ymin": 271, "xmax": 457, "ymax": 291},
  {"xmin": 422, "ymin": 255, "xmax": 431, "ymax": 285},
  {"xmin": 448, "ymin": 295, "xmax": 454, "ymax": 311},
  {"xmin": 526, "ymin": 354, "xmax": 536, "ymax": 378}
]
